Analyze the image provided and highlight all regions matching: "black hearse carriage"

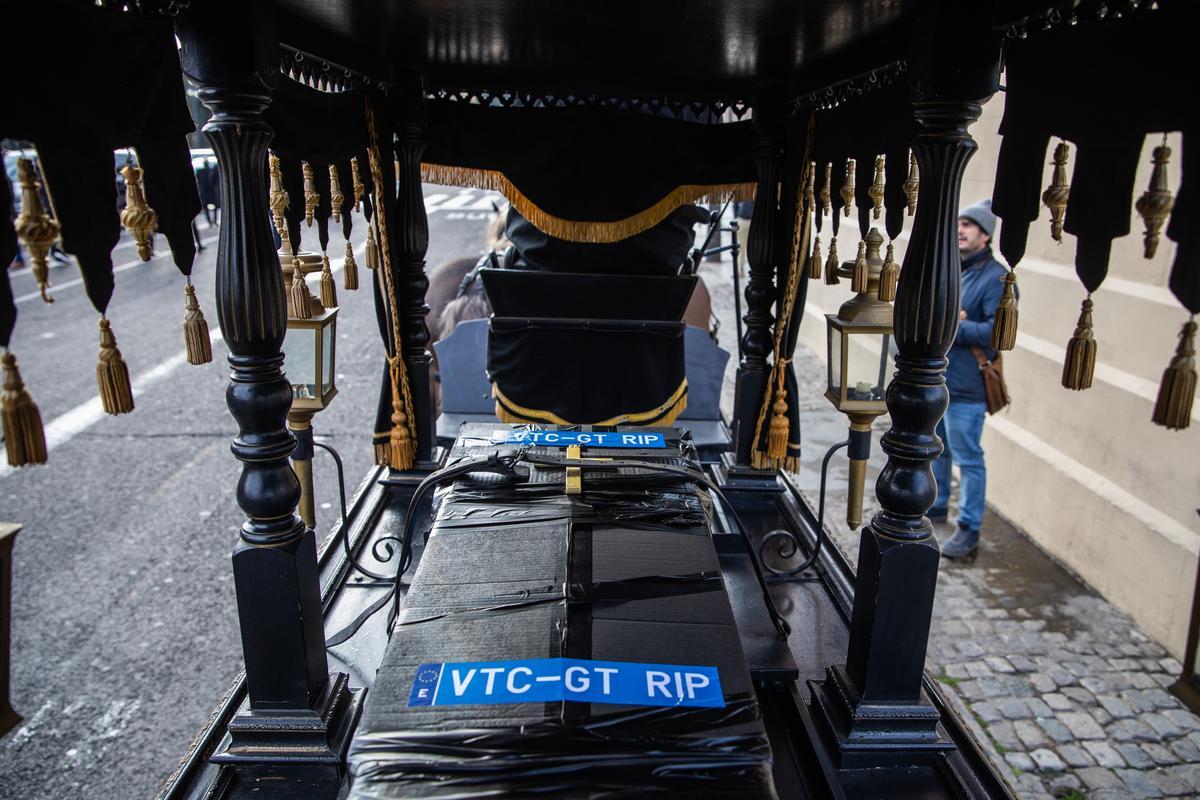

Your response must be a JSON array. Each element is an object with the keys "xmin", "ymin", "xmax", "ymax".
[{"xmin": 2, "ymin": 1, "xmax": 1197, "ymax": 798}]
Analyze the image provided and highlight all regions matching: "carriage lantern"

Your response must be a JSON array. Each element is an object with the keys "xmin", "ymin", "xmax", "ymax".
[
  {"xmin": 824, "ymin": 228, "xmax": 894, "ymax": 529},
  {"xmin": 282, "ymin": 264, "xmax": 338, "ymax": 530}
]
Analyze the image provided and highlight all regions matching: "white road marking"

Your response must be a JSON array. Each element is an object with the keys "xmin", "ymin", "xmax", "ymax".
[
  {"xmin": 423, "ymin": 193, "xmax": 449, "ymax": 211},
  {"xmin": 437, "ymin": 192, "xmax": 484, "ymax": 211},
  {"xmin": 13, "ymin": 235, "xmax": 220, "ymax": 306},
  {"xmin": 0, "ymin": 242, "xmax": 364, "ymax": 479}
]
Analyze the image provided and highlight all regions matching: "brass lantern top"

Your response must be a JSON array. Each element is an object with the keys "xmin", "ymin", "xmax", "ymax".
[{"xmin": 835, "ymin": 228, "xmax": 891, "ymax": 324}]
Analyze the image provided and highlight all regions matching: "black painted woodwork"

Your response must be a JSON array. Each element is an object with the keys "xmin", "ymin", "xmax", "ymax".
[
  {"xmin": 809, "ymin": 99, "xmax": 983, "ymax": 767},
  {"xmin": 273, "ymin": 0, "xmax": 911, "ymax": 103},
  {"xmin": 392, "ymin": 79, "xmax": 436, "ymax": 463},
  {"xmin": 178, "ymin": 1, "xmax": 360, "ymax": 783},
  {"xmin": 732, "ymin": 91, "xmax": 783, "ymax": 466}
]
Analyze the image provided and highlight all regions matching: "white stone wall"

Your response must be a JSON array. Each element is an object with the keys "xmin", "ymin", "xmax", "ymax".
[{"xmin": 798, "ymin": 92, "xmax": 1200, "ymax": 657}]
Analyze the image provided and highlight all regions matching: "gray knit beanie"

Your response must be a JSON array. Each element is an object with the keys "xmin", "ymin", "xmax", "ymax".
[{"xmin": 958, "ymin": 198, "xmax": 996, "ymax": 238}]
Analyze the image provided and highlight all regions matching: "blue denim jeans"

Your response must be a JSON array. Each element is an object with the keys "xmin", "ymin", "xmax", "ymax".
[{"xmin": 931, "ymin": 401, "xmax": 988, "ymax": 533}]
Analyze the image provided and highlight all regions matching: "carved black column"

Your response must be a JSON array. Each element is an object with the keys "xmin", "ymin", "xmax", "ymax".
[
  {"xmin": 393, "ymin": 78, "xmax": 436, "ymax": 464},
  {"xmin": 731, "ymin": 91, "xmax": 783, "ymax": 467},
  {"xmin": 177, "ymin": 2, "xmax": 360, "ymax": 784},
  {"xmin": 808, "ymin": 100, "xmax": 981, "ymax": 766}
]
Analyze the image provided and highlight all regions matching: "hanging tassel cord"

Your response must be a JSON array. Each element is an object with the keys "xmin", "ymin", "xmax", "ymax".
[
  {"xmin": 824, "ymin": 238, "xmax": 840, "ymax": 285},
  {"xmin": 96, "ymin": 317, "xmax": 134, "ymax": 415},
  {"xmin": 751, "ymin": 127, "xmax": 814, "ymax": 471},
  {"xmin": 320, "ymin": 253, "xmax": 338, "ymax": 308},
  {"xmin": 343, "ymin": 240, "xmax": 359, "ymax": 290},
  {"xmin": 367, "ymin": 96, "xmax": 417, "ymax": 470},
  {"xmin": 1062, "ymin": 295, "xmax": 1097, "ymax": 391},
  {"xmin": 1152, "ymin": 317, "xmax": 1196, "ymax": 431},
  {"xmin": 992, "ymin": 270, "xmax": 1019, "ymax": 351},
  {"xmin": 807, "ymin": 235, "xmax": 823, "ymax": 280},
  {"xmin": 183, "ymin": 280, "xmax": 213, "ymax": 365},
  {"xmin": 850, "ymin": 240, "xmax": 869, "ymax": 293},
  {"xmin": 878, "ymin": 243, "xmax": 898, "ymax": 303},
  {"xmin": 289, "ymin": 260, "xmax": 314, "ymax": 320},
  {"xmin": 2, "ymin": 350, "xmax": 47, "ymax": 467}
]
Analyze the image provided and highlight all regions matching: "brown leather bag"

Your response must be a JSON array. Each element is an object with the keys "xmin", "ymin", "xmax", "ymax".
[{"xmin": 970, "ymin": 346, "xmax": 1010, "ymax": 415}]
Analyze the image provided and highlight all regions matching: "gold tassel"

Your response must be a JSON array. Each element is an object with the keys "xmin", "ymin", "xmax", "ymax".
[
  {"xmin": 268, "ymin": 153, "xmax": 290, "ymax": 248},
  {"xmin": 119, "ymin": 165, "xmax": 157, "ymax": 261},
  {"xmin": 1062, "ymin": 296, "xmax": 1097, "ymax": 390},
  {"xmin": 182, "ymin": 282, "xmax": 212, "ymax": 365},
  {"xmin": 903, "ymin": 151, "xmax": 919, "ymax": 216},
  {"xmin": 302, "ymin": 162, "xmax": 319, "ymax": 227},
  {"xmin": 851, "ymin": 241, "xmax": 869, "ymax": 293},
  {"xmin": 1043, "ymin": 141, "xmax": 1070, "ymax": 243},
  {"xmin": 2, "ymin": 351, "xmax": 47, "ymax": 467},
  {"xmin": 366, "ymin": 222, "xmax": 379, "ymax": 270},
  {"xmin": 805, "ymin": 162, "xmax": 816, "ymax": 214},
  {"xmin": 329, "ymin": 164, "xmax": 344, "ymax": 224},
  {"xmin": 767, "ymin": 363, "xmax": 789, "ymax": 459},
  {"xmin": 878, "ymin": 242, "xmax": 898, "ymax": 302},
  {"xmin": 992, "ymin": 271, "xmax": 1019, "ymax": 351},
  {"xmin": 1135, "ymin": 137, "xmax": 1174, "ymax": 260},
  {"xmin": 868, "ymin": 155, "xmax": 885, "ymax": 219},
  {"xmin": 320, "ymin": 253, "xmax": 338, "ymax": 308},
  {"xmin": 343, "ymin": 241, "xmax": 359, "ymax": 290},
  {"xmin": 14, "ymin": 158, "xmax": 59, "ymax": 304},
  {"xmin": 1152, "ymin": 318, "xmax": 1196, "ymax": 430},
  {"xmin": 824, "ymin": 237, "xmax": 840, "ymax": 285},
  {"xmin": 289, "ymin": 258, "xmax": 314, "ymax": 320},
  {"xmin": 96, "ymin": 317, "xmax": 134, "ymax": 415},
  {"xmin": 387, "ymin": 360, "xmax": 414, "ymax": 471},
  {"xmin": 840, "ymin": 158, "xmax": 856, "ymax": 217},
  {"xmin": 808, "ymin": 235, "xmax": 823, "ymax": 280},
  {"xmin": 351, "ymin": 157, "xmax": 365, "ymax": 212},
  {"xmin": 820, "ymin": 163, "xmax": 832, "ymax": 217}
]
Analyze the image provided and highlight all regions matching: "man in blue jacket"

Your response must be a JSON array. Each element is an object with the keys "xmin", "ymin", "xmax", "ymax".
[{"xmin": 931, "ymin": 199, "xmax": 1010, "ymax": 559}]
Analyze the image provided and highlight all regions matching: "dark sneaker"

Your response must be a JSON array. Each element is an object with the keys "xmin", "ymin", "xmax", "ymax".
[{"xmin": 941, "ymin": 525, "xmax": 979, "ymax": 559}]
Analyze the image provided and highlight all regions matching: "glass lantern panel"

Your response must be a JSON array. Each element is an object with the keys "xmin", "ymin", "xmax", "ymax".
[
  {"xmin": 283, "ymin": 327, "xmax": 318, "ymax": 402},
  {"xmin": 845, "ymin": 332, "xmax": 888, "ymax": 402},
  {"xmin": 829, "ymin": 326, "xmax": 842, "ymax": 396},
  {"xmin": 321, "ymin": 321, "xmax": 335, "ymax": 396}
]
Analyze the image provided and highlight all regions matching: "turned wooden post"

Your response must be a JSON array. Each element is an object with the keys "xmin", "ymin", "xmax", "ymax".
[
  {"xmin": 392, "ymin": 78, "xmax": 436, "ymax": 463},
  {"xmin": 731, "ymin": 90, "xmax": 783, "ymax": 466},
  {"xmin": 809, "ymin": 100, "xmax": 981, "ymax": 765},
  {"xmin": 177, "ymin": 1, "xmax": 360, "ymax": 781}
]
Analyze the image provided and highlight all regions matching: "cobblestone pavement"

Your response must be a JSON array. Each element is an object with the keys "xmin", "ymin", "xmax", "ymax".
[{"xmin": 697, "ymin": 251, "xmax": 1200, "ymax": 799}]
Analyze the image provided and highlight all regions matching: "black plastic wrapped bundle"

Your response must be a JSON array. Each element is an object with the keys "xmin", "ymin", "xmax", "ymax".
[{"xmin": 347, "ymin": 424, "xmax": 777, "ymax": 798}]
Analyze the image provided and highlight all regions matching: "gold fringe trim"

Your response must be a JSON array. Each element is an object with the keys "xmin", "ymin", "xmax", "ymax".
[
  {"xmin": 97, "ymin": 317, "xmax": 134, "ymax": 415},
  {"xmin": 421, "ymin": 163, "xmax": 755, "ymax": 244},
  {"xmin": 1152, "ymin": 318, "xmax": 1196, "ymax": 430},
  {"xmin": 183, "ymin": 282, "xmax": 213, "ymax": 365},
  {"xmin": 992, "ymin": 270, "xmax": 1018, "ymax": 351},
  {"xmin": 752, "ymin": 451, "xmax": 800, "ymax": 473},
  {"xmin": 1062, "ymin": 296, "xmax": 1097, "ymax": 390},
  {"xmin": 493, "ymin": 379, "xmax": 688, "ymax": 427},
  {"xmin": 2, "ymin": 350, "xmax": 47, "ymax": 467}
]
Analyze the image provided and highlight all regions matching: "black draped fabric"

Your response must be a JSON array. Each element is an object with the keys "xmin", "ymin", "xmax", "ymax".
[
  {"xmin": 809, "ymin": 82, "xmax": 916, "ymax": 242},
  {"xmin": 422, "ymin": 101, "xmax": 756, "ymax": 225},
  {"xmin": 0, "ymin": 175, "xmax": 17, "ymax": 348},
  {"xmin": 265, "ymin": 79, "xmax": 369, "ymax": 255},
  {"xmin": 2, "ymin": 3, "xmax": 199, "ymax": 316},
  {"xmin": 992, "ymin": 5, "xmax": 1200, "ymax": 311}
]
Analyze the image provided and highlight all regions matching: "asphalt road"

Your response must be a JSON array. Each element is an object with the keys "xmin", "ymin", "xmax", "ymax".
[{"xmin": 0, "ymin": 185, "xmax": 501, "ymax": 799}]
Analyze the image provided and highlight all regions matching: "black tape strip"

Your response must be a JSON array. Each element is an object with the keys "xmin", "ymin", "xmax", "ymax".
[
  {"xmin": 561, "ymin": 521, "xmax": 594, "ymax": 724},
  {"xmin": 848, "ymin": 426, "xmax": 872, "ymax": 461}
]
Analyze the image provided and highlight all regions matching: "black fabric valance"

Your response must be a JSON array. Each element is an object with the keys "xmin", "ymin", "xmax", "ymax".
[
  {"xmin": 419, "ymin": 101, "xmax": 757, "ymax": 243},
  {"xmin": 2, "ymin": 3, "xmax": 199, "ymax": 334},
  {"xmin": 992, "ymin": 4, "xmax": 1199, "ymax": 312}
]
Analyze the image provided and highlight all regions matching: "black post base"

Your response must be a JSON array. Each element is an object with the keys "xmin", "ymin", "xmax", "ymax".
[
  {"xmin": 713, "ymin": 451, "xmax": 783, "ymax": 492},
  {"xmin": 808, "ymin": 665, "xmax": 953, "ymax": 769},
  {"xmin": 211, "ymin": 673, "xmax": 364, "ymax": 785}
]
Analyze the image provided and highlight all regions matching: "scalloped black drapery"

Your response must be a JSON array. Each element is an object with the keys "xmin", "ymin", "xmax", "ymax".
[
  {"xmin": 418, "ymin": 100, "xmax": 757, "ymax": 239},
  {"xmin": 992, "ymin": 5, "xmax": 1199, "ymax": 313},
  {"xmin": 0, "ymin": 2, "xmax": 199, "ymax": 334}
]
